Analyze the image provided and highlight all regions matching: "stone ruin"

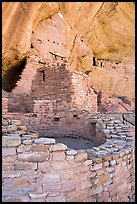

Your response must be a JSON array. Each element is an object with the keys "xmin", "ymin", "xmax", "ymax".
[
  {"xmin": 2, "ymin": 56, "xmax": 135, "ymax": 202},
  {"xmin": 2, "ymin": 101, "xmax": 135, "ymax": 202},
  {"xmin": 2, "ymin": 11, "xmax": 135, "ymax": 203}
]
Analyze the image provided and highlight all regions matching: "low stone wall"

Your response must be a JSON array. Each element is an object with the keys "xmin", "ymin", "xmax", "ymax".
[
  {"xmin": 5, "ymin": 111, "xmax": 97, "ymax": 141},
  {"xmin": 2, "ymin": 114, "xmax": 135, "ymax": 202},
  {"xmin": 105, "ymin": 112, "xmax": 135, "ymax": 127}
]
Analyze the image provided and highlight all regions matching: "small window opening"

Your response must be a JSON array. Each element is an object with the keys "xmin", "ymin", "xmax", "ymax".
[
  {"xmin": 54, "ymin": 117, "xmax": 60, "ymax": 122},
  {"xmin": 73, "ymin": 114, "xmax": 80, "ymax": 119},
  {"xmin": 41, "ymin": 70, "xmax": 45, "ymax": 82},
  {"xmin": 100, "ymin": 62, "xmax": 103, "ymax": 67},
  {"xmin": 93, "ymin": 57, "xmax": 96, "ymax": 66},
  {"xmin": 31, "ymin": 43, "xmax": 34, "ymax": 48}
]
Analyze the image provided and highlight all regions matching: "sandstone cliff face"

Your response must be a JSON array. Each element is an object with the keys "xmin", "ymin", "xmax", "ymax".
[{"xmin": 2, "ymin": 2, "xmax": 135, "ymax": 101}]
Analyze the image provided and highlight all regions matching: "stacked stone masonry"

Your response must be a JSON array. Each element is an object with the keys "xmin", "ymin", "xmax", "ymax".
[
  {"xmin": 7, "ymin": 62, "xmax": 97, "ymax": 114},
  {"xmin": 2, "ymin": 113, "xmax": 135, "ymax": 202},
  {"xmin": 2, "ymin": 98, "xmax": 8, "ymax": 113}
]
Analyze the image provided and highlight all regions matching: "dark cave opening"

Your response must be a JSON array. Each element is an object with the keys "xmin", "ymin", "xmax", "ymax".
[{"xmin": 2, "ymin": 58, "xmax": 27, "ymax": 92}]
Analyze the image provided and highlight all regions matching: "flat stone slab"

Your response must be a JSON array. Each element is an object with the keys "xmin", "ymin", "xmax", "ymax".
[
  {"xmin": 34, "ymin": 138, "xmax": 56, "ymax": 144},
  {"xmin": 18, "ymin": 152, "xmax": 49, "ymax": 162},
  {"xmin": 50, "ymin": 143, "xmax": 68, "ymax": 151},
  {"xmin": 66, "ymin": 149, "xmax": 77, "ymax": 155},
  {"xmin": 29, "ymin": 193, "xmax": 48, "ymax": 199}
]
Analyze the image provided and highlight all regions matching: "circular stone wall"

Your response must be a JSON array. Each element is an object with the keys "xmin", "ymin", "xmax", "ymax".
[{"xmin": 2, "ymin": 114, "xmax": 135, "ymax": 202}]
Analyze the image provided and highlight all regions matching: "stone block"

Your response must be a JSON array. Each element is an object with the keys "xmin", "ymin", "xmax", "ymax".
[
  {"xmin": 17, "ymin": 152, "xmax": 49, "ymax": 162},
  {"xmin": 91, "ymin": 163, "xmax": 102, "ymax": 171},
  {"xmin": 2, "ymin": 135, "xmax": 21, "ymax": 147},
  {"xmin": 90, "ymin": 172, "xmax": 97, "ymax": 178},
  {"xmin": 42, "ymin": 173, "xmax": 61, "ymax": 183},
  {"xmin": 2, "ymin": 119, "xmax": 8, "ymax": 126},
  {"xmin": 73, "ymin": 165, "xmax": 89, "ymax": 175},
  {"xmin": 29, "ymin": 193, "xmax": 48, "ymax": 199},
  {"xmin": 7, "ymin": 125, "xmax": 18, "ymax": 133},
  {"xmin": 34, "ymin": 138, "xmax": 55, "ymax": 144},
  {"xmin": 2, "ymin": 128, "xmax": 8, "ymax": 134},
  {"xmin": 38, "ymin": 162, "xmax": 52, "ymax": 172},
  {"xmin": 121, "ymin": 161, "xmax": 127, "ymax": 166},
  {"xmin": 2, "ymin": 148, "xmax": 16, "ymax": 157},
  {"xmin": 30, "ymin": 144, "xmax": 49, "ymax": 152},
  {"xmin": 80, "ymin": 172, "xmax": 91, "ymax": 181},
  {"xmin": 51, "ymin": 161, "xmax": 70, "ymax": 170},
  {"xmin": 112, "ymin": 153, "xmax": 120, "ymax": 159},
  {"xmin": 97, "ymin": 191, "xmax": 110, "ymax": 202},
  {"xmin": 75, "ymin": 152, "xmax": 87, "ymax": 161},
  {"xmin": 14, "ymin": 161, "xmax": 37, "ymax": 170},
  {"xmin": 2, "ymin": 162, "xmax": 14, "ymax": 171},
  {"xmin": 90, "ymin": 186, "xmax": 103, "ymax": 195},
  {"xmin": 60, "ymin": 169, "xmax": 74, "ymax": 180},
  {"xmin": 66, "ymin": 155, "xmax": 74, "ymax": 163},
  {"xmin": 92, "ymin": 157, "xmax": 102, "ymax": 164},
  {"xmin": 2, "ymin": 171, "xmax": 21, "ymax": 178},
  {"xmin": 111, "ymin": 195, "xmax": 119, "ymax": 202},
  {"xmin": 16, "ymin": 144, "xmax": 31, "ymax": 153},
  {"xmin": 17, "ymin": 126, "xmax": 27, "ymax": 131},
  {"xmin": 28, "ymin": 132, "xmax": 40, "ymax": 138},
  {"xmin": 50, "ymin": 143, "xmax": 67, "ymax": 151},
  {"xmin": 35, "ymin": 185, "xmax": 43, "ymax": 194},
  {"xmin": 43, "ymin": 183, "xmax": 61, "ymax": 192},
  {"xmin": 61, "ymin": 180, "xmax": 76, "ymax": 193},
  {"xmin": 106, "ymin": 167, "xmax": 115, "ymax": 173},
  {"xmin": 96, "ymin": 169, "xmax": 105, "ymax": 176},
  {"xmin": 103, "ymin": 161, "xmax": 109, "ymax": 167},
  {"xmin": 22, "ymin": 140, "xmax": 33, "ymax": 145},
  {"xmin": 12, "ymin": 178, "xmax": 31, "ymax": 188},
  {"xmin": 16, "ymin": 130, "xmax": 27, "ymax": 136},
  {"xmin": 52, "ymin": 151, "xmax": 66, "ymax": 161},
  {"xmin": 66, "ymin": 149, "xmax": 77, "ymax": 155},
  {"xmin": 95, "ymin": 174, "xmax": 110, "ymax": 184},
  {"xmin": 103, "ymin": 155, "xmax": 113, "ymax": 161},
  {"xmin": 3, "ymin": 155, "xmax": 17, "ymax": 163},
  {"xmin": 83, "ymin": 159, "xmax": 93, "ymax": 166},
  {"xmin": 109, "ymin": 160, "xmax": 116, "ymax": 166},
  {"xmin": 81, "ymin": 180, "xmax": 92, "ymax": 189}
]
